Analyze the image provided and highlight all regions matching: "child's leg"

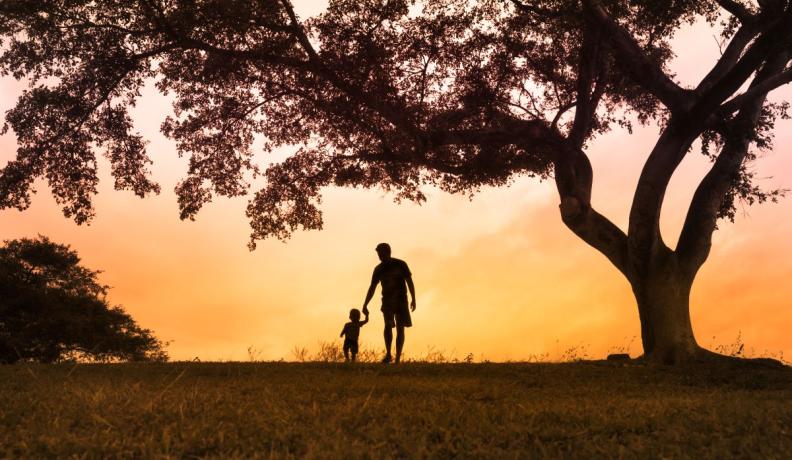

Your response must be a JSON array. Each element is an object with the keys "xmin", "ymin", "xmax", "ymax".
[{"xmin": 343, "ymin": 343, "xmax": 350, "ymax": 362}]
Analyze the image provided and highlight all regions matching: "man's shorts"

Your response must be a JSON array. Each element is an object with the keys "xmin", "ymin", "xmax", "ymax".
[{"xmin": 381, "ymin": 300, "xmax": 412, "ymax": 328}]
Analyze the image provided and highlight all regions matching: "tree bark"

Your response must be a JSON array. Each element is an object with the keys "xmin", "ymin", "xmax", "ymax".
[{"xmin": 630, "ymin": 252, "xmax": 701, "ymax": 364}]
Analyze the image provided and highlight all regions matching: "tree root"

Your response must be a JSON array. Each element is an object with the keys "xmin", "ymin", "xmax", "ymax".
[
  {"xmin": 636, "ymin": 346, "xmax": 788, "ymax": 369},
  {"xmin": 694, "ymin": 347, "xmax": 787, "ymax": 369}
]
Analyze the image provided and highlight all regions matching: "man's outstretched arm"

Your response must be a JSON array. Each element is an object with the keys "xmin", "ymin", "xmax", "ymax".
[
  {"xmin": 362, "ymin": 282, "xmax": 377, "ymax": 315},
  {"xmin": 406, "ymin": 275, "xmax": 416, "ymax": 311}
]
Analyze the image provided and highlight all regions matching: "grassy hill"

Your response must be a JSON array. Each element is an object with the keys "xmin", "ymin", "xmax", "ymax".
[{"xmin": 1, "ymin": 361, "xmax": 790, "ymax": 458}]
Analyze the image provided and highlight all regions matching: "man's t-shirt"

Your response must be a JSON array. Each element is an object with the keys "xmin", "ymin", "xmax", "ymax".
[{"xmin": 372, "ymin": 258, "xmax": 411, "ymax": 306}]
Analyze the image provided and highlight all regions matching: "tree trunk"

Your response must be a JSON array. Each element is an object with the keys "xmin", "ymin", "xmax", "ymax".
[{"xmin": 631, "ymin": 259, "xmax": 701, "ymax": 365}]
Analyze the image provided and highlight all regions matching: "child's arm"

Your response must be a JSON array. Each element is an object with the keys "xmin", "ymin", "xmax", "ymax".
[
  {"xmin": 361, "ymin": 313, "xmax": 369, "ymax": 326},
  {"xmin": 340, "ymin": 325, "xmax": 346, "ymax": 337}
]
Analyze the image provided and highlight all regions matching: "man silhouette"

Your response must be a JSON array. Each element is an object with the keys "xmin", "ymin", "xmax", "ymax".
[{"xmin": 362, "ymin": 243, "xmax": 416, "ymax": 364}]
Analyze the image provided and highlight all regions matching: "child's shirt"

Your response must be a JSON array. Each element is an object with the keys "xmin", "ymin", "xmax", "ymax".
[{"xmin": 341, "ymin": 320, "xmax": 366, "ymax": 342}]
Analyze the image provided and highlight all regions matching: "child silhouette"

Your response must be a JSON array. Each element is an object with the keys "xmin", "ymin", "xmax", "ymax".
[{"xmin": 340, "ymin": 308, "xmax": 369, "ymax": 362}]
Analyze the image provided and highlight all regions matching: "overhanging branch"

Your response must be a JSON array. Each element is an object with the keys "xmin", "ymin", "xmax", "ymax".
[
  {"xmin": 715, "ymin": 0, "xmax": 754, "ymax": 22},
  {"xmin": 720, "ymin": 66, "xmax": 792, "ymax": 113},
  {"xmin": 696, "ymin": 23, "xmax": 761, "ymax": 93},
  {"xmin": 570, "ymin": 17, "xmax": 605, "ymax": 147},
  {"xmin": 692, "ymin": 9, "xmax": 792, "ymax": 118},
  {"xmin": 509, "ymin": 0, "xmax": 563, "ymax": 18},
  {"xmin": 554, "ymin": 141, "xmax": 629, "ymax": 277},
  {"xmin": 278, "ymin": 0, "xmax": 422, "ymax": 140},
  {"xmin": 583, "ymin": 0, "xmax": 692, "ymax": 113}
]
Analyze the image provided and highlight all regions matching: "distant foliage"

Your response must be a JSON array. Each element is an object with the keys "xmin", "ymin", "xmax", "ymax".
[{"xmin": 0, "ymin": 236, "xmax": 168, "ymax": 363}]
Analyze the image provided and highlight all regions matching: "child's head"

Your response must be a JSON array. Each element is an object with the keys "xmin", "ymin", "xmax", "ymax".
[{"xmin": 349, "ymin": 308, "xmax": 361, "ymax": 321}]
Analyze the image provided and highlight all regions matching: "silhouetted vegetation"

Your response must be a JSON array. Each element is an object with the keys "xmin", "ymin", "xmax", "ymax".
[
  {"xmin": 288, "ymin": 336, "xmax": 788, "ymax": 365},
  {"xmin": 2, "ymin": 1, "xmax": 791, "ymax": 364},
  {"xmin": 0, "ymin": 236, "xmax": 168, "ymax": 363}
]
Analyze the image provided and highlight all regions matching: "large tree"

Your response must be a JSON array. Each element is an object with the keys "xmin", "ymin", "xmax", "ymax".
[
  {"xmin": 1, "ymin": 0, "xmax": 790, "ymax": 364},
  {"xmin": 0, "ymin": 236, "xmax": 168, "ymax": 363}
]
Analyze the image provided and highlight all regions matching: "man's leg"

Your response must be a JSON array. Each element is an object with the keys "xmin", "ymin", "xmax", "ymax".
[
  {"xmin": 395, "ymin": 326, "xmax": 405, "ymax": 363},
  {"xmin": 383, "ymin": 325, "xmax": 393, "ymax": 362}
]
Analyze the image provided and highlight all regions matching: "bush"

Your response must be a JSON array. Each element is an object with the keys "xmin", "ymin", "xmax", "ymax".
[{"xmin": 0, "ymin": 236, "xmax": 168, "ymax": 363}]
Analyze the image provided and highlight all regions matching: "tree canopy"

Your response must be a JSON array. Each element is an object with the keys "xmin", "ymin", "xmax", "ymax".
[
  {"xmin": 0, "ymin": 236, "xmax": 168, "ymax": 363},
  {"xmin": 1, "ymin": 0, "xmax": 783, "ymax": 247}
]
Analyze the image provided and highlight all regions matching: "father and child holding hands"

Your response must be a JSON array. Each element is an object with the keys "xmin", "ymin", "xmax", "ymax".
[{"xmin": 340, "ymin": 243, "xmax": 416, "ymax": 363}]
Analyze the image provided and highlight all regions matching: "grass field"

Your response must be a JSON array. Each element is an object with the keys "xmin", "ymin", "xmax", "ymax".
[{"xmin": 1, "ymin": 361, "xmax": 791, "ymax": 458}]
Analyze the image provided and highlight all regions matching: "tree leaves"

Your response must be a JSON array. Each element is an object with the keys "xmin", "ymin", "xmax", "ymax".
[
  {"xmin": 0, "ymin": 0, "xmax": 789, "ymax": 247},
  {"xmin": 0, "ymin": 236, "xmax": 168, "ymax": 363}
]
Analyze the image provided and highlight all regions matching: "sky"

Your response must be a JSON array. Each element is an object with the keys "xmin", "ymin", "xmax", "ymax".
[{"xmin": 1, "ymin": 3, "xmax": 791, "ymax": 362}]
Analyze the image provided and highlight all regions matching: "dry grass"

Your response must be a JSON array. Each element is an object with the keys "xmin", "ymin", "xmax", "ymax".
[{"xmin": 1, "ymin": 361, "xmax": 791, "ymax": 458}]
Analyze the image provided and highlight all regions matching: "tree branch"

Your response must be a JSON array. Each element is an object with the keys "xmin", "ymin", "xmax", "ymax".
[
  {"xmin": 696, "ymin": 23, "xmax": 761, "ymax": 93},
  {"xmin": 277, "ymin": 0, "xmax": 422, "ymax": 140},
  {"xmin": 627, "ymin": 120, "xmax": 698, "ymax": 276},
  {"xmin": 676, "ymin": 53, "xmax": 789, "ymax": 275},
  {"xmin": 544, "ymin": 19, "xmax": 631, "ymax": 275},
  {"xmin": 34, "ymin": 43, "xmax": 178, "ymax": 149},
  {"xmin": 561, "ymin": 198, "xmax": 630, "ymax": 277},
  {"xmin": 554, "ymin": 142, "xmax": 629, "ymax": 276},
  {"xmin": 277, "ymin": 0, "xmax": 322, "ymax": 62},
  {"xmin": 508, "ymin": 0, "xmax": 563, "ymax": 18},
  {"xmin": 376, "ymin": 110, "xmax": 631, "ymax": 275},
  {"xmin": 140, "ymin": 0, "xmax": 310, "ymax": 69},
  {"xmin": 431, "ymin": 119, "xmax": 555, "ymax": 149},
  {"xmin": 543, "ymin": 19, "xmax": 631, "ymax": 276},
  {"xmin": 570, "ymin": 17, "xmax": 605, "ymax": 147},
  {"xmin": 720, "ymin": 66, "xmax": 792, "ymax": 113},
  {"xmin": 141, "ymin": 0, "xmax": 422, "ymax": 142},
  {"xmin": 551, "ymin": 101, "xmax": 577, "ymax": 128},
  {"xmin": 715, "ymin": 0, "xmax": 754, "ymax": 22},
  {"xmin": 691, "ymin": 9, "xmax": 792, "ymax": 118},
  {"xmin": 583, "ymin": 0, "xmax": 692, "ymax": 113}
]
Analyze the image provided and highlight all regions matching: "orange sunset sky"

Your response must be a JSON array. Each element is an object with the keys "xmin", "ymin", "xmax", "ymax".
[{"xmin": 2, "ymin": 2, "xmax": 791, "ymax": 362}]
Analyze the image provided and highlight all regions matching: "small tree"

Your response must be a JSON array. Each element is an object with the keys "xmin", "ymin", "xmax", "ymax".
[
  {"xmin": 0, "ymin": 236, "xmax": 168, "ymax": 363},
  {"xmin": 1, "ymin": 0, "xmax": 791, "ymax": 363}
]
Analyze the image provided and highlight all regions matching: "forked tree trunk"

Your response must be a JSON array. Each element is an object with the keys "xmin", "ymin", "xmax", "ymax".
[{"xmin": 631, "ymin": 259, "xmax": 701, "ymax": 364}]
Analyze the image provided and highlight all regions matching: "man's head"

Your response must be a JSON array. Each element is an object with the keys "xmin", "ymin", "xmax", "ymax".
[{"xmin": 375, "ymin": 243, "xmax": 391, "ymax": 261}]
